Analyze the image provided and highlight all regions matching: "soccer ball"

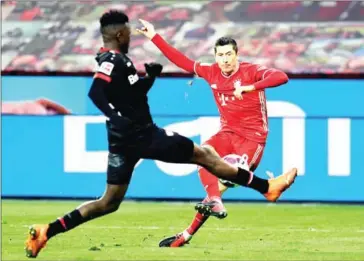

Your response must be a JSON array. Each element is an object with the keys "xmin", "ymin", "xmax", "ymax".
[{"xmin": 218, "ymin": 154, "xmax": 244, "ymax": 188}]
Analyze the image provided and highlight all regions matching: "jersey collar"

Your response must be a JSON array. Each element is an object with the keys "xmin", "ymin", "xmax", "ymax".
[{"xmin": 99, "ymin": 47, "xmax": 121, "ymax": 54}]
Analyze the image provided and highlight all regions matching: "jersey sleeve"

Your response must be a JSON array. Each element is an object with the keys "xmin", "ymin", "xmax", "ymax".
[
  {"xmin": 247, "ymin": 64, "xmax": 288, "ymax": 90},
  {"xmin": 151, "ymin": 34, "xmax": 195, "ymax": 73},
  {"xmin": 94, "ymin": 54, "xmax": 123, "ymax": 83},
  {"xmin": 248, "ymin": 64, "xmax": 275, "ymax": 82},
  {"xmin": 194, "ymin": 62, "xmax": 213, "ymax": 81}
]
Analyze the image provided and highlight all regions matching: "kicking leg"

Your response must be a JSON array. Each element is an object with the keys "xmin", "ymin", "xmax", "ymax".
[
  {"xmin": 141, "ymin": 127, "xmax": 297, "ymax": 202},
  {"xmin": 191, "ymin": 145, "xmax": 268, "ymax": 191},
  {"xmin": 191, "ymin": 144, "xmax": 297, "ymax": 202},
  {"xmin": 137, "ymin": 127, "xmax": 255, "ymax": 188}
]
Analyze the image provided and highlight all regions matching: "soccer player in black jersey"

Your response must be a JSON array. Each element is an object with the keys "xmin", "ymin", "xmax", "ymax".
[{"xmin": 25, "ymin": 10, "xmax": 293, "ymax": 258}]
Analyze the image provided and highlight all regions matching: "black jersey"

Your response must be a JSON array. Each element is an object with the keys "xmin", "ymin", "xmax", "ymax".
[
  {"xmin": 94, "ymin": 47, "xmax": 153, "ymax": 126},
  {"xmin": 91, "ymin": 49, "xmax": 194, "ymax": 185}
]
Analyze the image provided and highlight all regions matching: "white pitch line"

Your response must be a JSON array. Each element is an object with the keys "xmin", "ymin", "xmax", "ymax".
[{"xmin": 17, "ymin": 225, "xmax": 364, "ymax": 233}]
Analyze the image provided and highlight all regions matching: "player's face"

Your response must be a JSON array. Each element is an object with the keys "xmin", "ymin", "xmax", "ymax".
[{"xmin": 215, "ymin": 45, "xmax": 238, "ymax": 74}]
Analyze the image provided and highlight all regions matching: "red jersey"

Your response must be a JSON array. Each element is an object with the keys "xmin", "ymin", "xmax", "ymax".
[
  {"xmin": 194, "ymin": 62, "xmax": 271, "ymax": 144},
  {"xmin": 151, "ymin": 34, "xmax": 288, "ymax": 144}
]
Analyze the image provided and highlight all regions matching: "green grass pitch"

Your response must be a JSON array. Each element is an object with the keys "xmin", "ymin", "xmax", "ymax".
[{"xmin": 2, "ymin": 200, "xmax": 364, "ymax": 260}]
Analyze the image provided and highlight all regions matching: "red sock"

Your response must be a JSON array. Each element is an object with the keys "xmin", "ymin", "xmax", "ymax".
[
  {"xmin": 198, "ymin": 167, "xmax": 221, "ymax": 200},
  {"xmin": 186, "ymin": 197, "xmax": 209, "ymax": 235}
]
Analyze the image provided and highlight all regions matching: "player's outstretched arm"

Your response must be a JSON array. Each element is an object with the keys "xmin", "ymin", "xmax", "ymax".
[
  {"xmin": 137, "ymin": 19, "xmax": 195, "ymax": 73},
  {"xmin": 234, "ymin": 65, "xmax": 289, "ymax": 99}
]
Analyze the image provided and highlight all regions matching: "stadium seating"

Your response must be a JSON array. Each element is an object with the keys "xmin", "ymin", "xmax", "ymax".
[{"xmin": 1, "ymin": 0, "xmax": 364, "ymax": 73}]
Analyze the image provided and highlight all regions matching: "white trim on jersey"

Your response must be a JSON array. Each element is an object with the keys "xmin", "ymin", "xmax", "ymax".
[
  {"xmin": 193, "ymin": 61, "xmax": 199, "ymax": 77},
  {"xmin": 259, "ymin": 91, "xmax": 268, "ymax": 132},
  {"xmin": 262, "ymin": 69, "xmax": 274, "ymax": 79},
  {"xmin": 249, "ymin": 144, "xmax": 264, "ymax": 168}
]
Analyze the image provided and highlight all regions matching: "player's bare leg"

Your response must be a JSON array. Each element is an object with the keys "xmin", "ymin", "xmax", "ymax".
[
  {"xmin": 159, "ymin": 183, "xmax": 229, "ymax": 247},
  {"xmin": 191, "ymin": 145, "xmax": 298, "ymax": 201},
  {"xmin": 25, "ymin": 184, "xmax": 128, "ymax": 258},
  {"xmin": 190, "ymin": 145, "xmax": 258, "ymax": 187}
]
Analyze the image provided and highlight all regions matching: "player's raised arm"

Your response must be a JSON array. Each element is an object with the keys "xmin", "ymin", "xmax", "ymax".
[
  {"xmin": 138, "ymin": 62, "xmax": 163, "ymax": 92},
  {"xmin": 136, "ymin": 19, "xmax": 195, "ymax": 73},
  {"xmin": 250, "ymin": 65, "xmax": 289, "ymax": 90}
]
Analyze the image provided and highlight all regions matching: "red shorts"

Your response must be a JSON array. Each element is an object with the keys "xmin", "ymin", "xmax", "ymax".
[{"xmin": 203, "ymin": 131, "xmax": 265, "ymax": 171}]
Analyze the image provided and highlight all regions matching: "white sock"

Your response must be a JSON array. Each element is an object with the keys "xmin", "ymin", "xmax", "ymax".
[{"xmin": 182, "ymin": 230, "xmax": 192, "ymax": 241}]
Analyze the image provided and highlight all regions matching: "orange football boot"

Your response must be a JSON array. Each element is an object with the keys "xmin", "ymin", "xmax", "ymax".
[
  {"xmin": 25, "ymin": 225, "xmax": 49, "ymax": 258},
  {"xmin": 264, "ymin": 168, "xmax": 298, "ymax": 202}
]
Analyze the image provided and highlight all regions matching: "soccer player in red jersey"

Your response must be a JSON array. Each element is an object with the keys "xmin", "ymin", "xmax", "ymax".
[{"xmin": 137, "ymin": 19, "xmax": 298, "ymax": 247}]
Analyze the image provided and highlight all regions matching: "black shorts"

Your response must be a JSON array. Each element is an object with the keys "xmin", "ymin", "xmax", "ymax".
[{"xmin": 106, "ymin": 122, "xmax": 194, "ymax": 185}]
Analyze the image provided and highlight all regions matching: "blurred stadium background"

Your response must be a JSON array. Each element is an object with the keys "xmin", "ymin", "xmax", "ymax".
[
  {"xmin": 2, "ymin": 0, "xmax": 364, "ymax": 73},
  {"xmin": 2, "ymin": 1, "xmax": 364, "ymax": 260}
]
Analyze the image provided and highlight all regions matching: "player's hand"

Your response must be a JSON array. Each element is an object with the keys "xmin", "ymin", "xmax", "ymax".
[
  {"xmin": 109, "ymin": 113, "xmax": 133, "ymax": 130},
  {"xmin": 136, "ymin": 19, "xmax": 156, "ymax": 39},
  {"xmin": 233, "ymin": 85, "xmax": 255, "ymax": 100},
  {"xmin": 144, "ymin": 63, "xmax": 163, "ymax": 77}
]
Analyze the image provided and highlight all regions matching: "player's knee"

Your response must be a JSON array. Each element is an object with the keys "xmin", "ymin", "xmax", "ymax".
[
  {"xmin": 202, "ymin": 146, "xmax": 217, "ymax": 160},
  {"xmin": 106, "ymin": 201, "xmax": 120, "ymax": 213},
  {"xmin": 98, "ymin": 198, "xmax": 121, "ymax": 214},
  {"xmin": 98, "ymin": 184, "xmax": 127, "ymax": 214},
  {"xmin": 192, "ymin": 145, "xmax": 217, "ymax": 165}
]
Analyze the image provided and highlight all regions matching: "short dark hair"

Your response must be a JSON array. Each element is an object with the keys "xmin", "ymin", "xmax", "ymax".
[
  {"xmin": 214, "ymin": 37, "xmax": 238, "ymax": 53},
  {"xmin": 100, "ymin": 10, "xmax": 129, "ymax": 28},
  {"xmin": 99, "ymin": 10, "xmax": 130, "ymax": 42}
]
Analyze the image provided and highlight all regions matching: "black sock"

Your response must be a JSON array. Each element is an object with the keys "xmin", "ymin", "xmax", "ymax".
[
  {"xmin": 234, "ymin": 168, "xmax": 251, "ymax": 186},
  {"xmin": 235, "ymin": 168, "xmax": 269, "ymax": 194},
  {"xmin": 47, "ymin": 209, "xmax": 85, "ymax": 239},
  {"xmin": 248, "ymin": 175, "xmax": 269, "ymax": 194}
]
